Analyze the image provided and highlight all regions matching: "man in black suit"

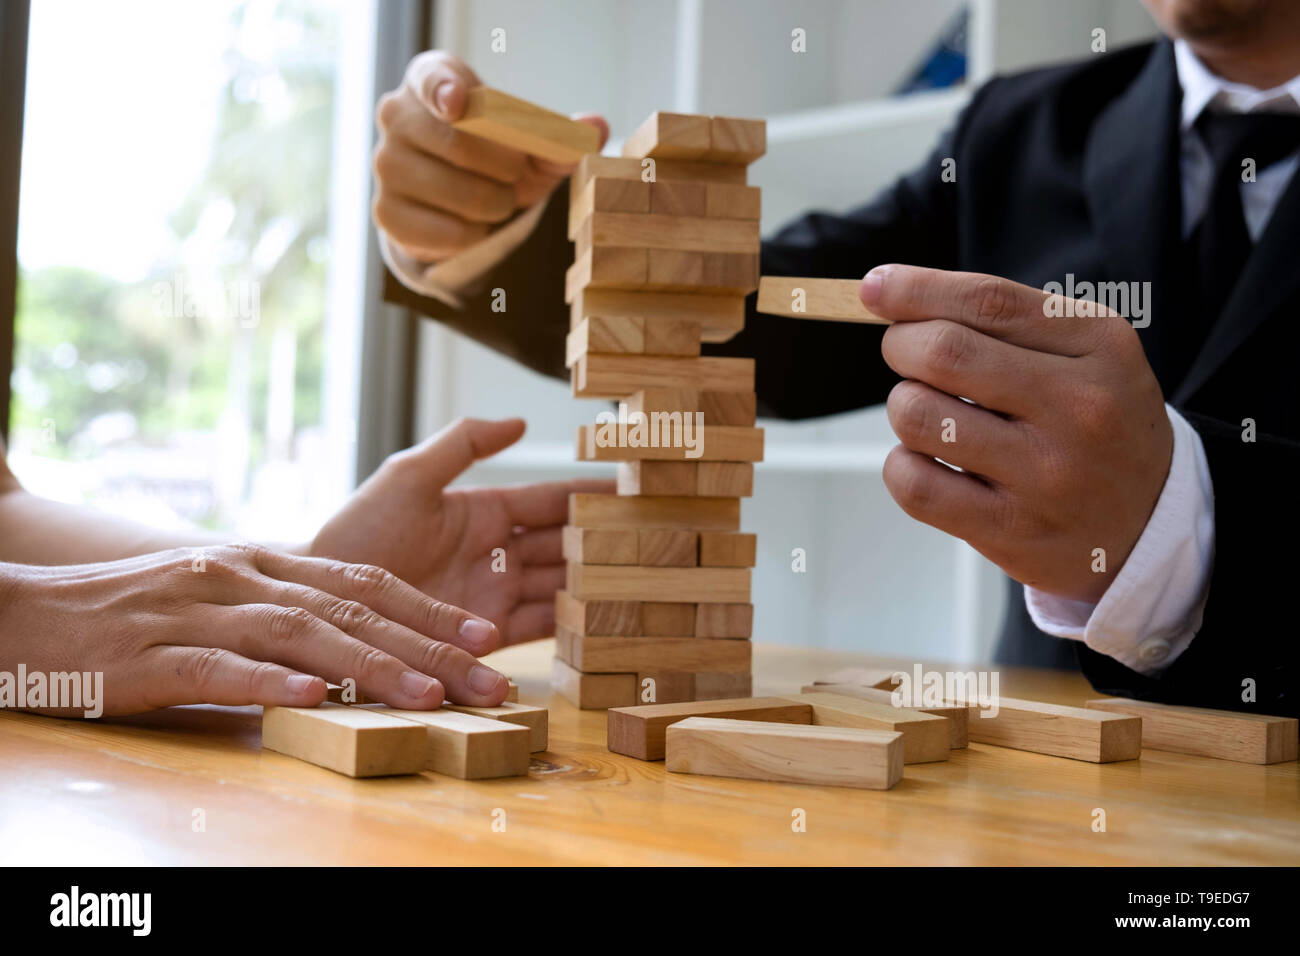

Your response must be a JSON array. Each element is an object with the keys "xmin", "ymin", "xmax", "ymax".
[{"xmin": 371, "ymin": 0, "xmax": 1300, "ymax": 716}]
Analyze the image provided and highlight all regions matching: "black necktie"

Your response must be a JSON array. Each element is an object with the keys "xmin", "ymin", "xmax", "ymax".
[{"xmin": 1190, "ymin": 111, "xmax": 1300, "ymax": 324}]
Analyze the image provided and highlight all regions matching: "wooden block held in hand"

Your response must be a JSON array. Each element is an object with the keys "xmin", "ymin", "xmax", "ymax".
[
  {"xmin": 618, "ymin": 461, "xmax": 698, "ymax": 496},
  {"xmin": 803, "ymin": 684, "xmax": 969, "ymax": 748},
  {"xmin": 1084, "ymin": 698, "xmax": 1298, "ymax": 764},
  {"xmin": 756, "ymin": 276, "xmax": 889, "ymax": 324},
  {"xmin": 552, "ymin": 657, "xmax": 637, "ymax": 710},
  {"xmin": 699, "ymin": 531, "xmax": 757, "ymax": 567},
  {"xmin": 378, "ymin": 707, "xmax": 530, "ymax": 778},
  {"xmin": 559, "ymin": 630, "xmax": 751, "ymax": 675},
  {"xmin": 783, "ymin": 692, "xmax": 949, "ymax": 764},
  {"xmin": 697, "ymin": 462, "xmax": 754, "ymax": 496},
  {"xmin": 443, "ymin": 701, "xmax": 549, "ymax": 753},
  {"xmin": 695, "ymin": 602, "xmax": 753, "ymax": 638},
  {"xmin": 637, "ymin": 529, "xmax": 699, "ymax": 567},
  {"xmin": 261, "ymin": 703, "xmax": 426, "ymax": 777},
  {"xmin": 666, "ymin": 717, "xmax": 902, "ymax": 790},
  {"xmin": 962, "ymin": 696, "xmax": 1142, "ymax": 763},
  {"xmin": 455, "ymin": 87, "xmax": 600, "ymax": 164},
  {"xmin": 569, "ymin": 492, "xmax": 740, "ymax": 531},
  {"xmin": 607, "ymin": 696, "xmax": 815, "ymax": 760},
  {"xmin": 567, "ymin": 563, "xmax": 750, "ymax": 603},
  {"xmin": 562, "ymin": 525, "xmax": 638, "ymax": 564}
]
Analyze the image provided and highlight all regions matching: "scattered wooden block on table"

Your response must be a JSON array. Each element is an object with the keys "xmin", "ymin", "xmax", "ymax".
[
  {"xmin": 555, "ymin": 589, "xmax": 643, "ymax": 635},
  {"xmin": 705, "ymin": 183, "xmax": 761, "ymax": 219},
  {"xmin": 562, "ymin": 525, "xmax": 639, "ymax": 565},
  {"xmin": 812, "ymin": 667, "xmax": 904, "ymax": 691},
  {"xmin": 641, "ymin": 601, "xmax": 696, "ymax": 636},
  {"xmin": 782, "ymin": 692, "xmax": 949, "ymax": 764},
  {"xmin": 569, "ymin": 492, "xmax": 740, "ymax": 531},
  {"xmin": 697, "ymin": 461, "xmax": 754, "ymax": 496},
  {"xmin": 376, "ymin": 707, "xmax": 530, "ymax": 779},
  {"xmin": 558, "ymin": 631, "xmax": 752, "ymax": 675},
  {"xmin": 443, "ymin": 701, "xmax": 549, "ymax": 753},
  {"xmin": 454, "ymin": 87, "xmax": 600, "ymax": 164},
  {"xmin": 568, "ymin": 177, "xmax": 652, "ymax": 238},
  {"xmin": 695, "ymin": 602, "xmax": 753, "ymax": 638},
  {"xmin": 1084, "ymin": 698, "xmax": 1298, "ymax": 764},
  {"xmin": 666, "ymin": 717, "xmax": 902, "ymax": 790},
  {"xmin": 575, "ymin": 424, "xmax": 764, "ymax": 462},
  {"xmin": 617, "ymin": 461, "xmax": 698, "ymax": 496},
  {"xmin": 572, "ymin": 353, "xmax": 754, "ymax": 398},
  {"xmin": 567, "ymin": 563, "xmax": 750, "ymax": 603},
  {"xmin": 552, "ymin": 657, "xmax": 637, "ymax": 710},
  {"xmin": 569, "ymin": 289, "xmax": 746, "ymax": 343},
  {"xmin": 756, "ymin": 276, "xmax": 889, "ymax": 324},
  {"xmin": 802, "ymin": 684, "xmax": 969, "ymax": 748},
  {"xmin": 962, "ymin": 696, "xmax": 1142, "ymax": 763},
  {"xmin": 261, "ymin": 703, "xmax": 426, "ymax": 778},
  {"xmin": 637, "ymin": 529, "xmax": 699, "ymax": 567},
  {"xmin": 608, "ymin": 696, "xmax": 814, "ymax": 760},
  {"xmin": 698, "ymin": 531, "xmax": 758, "ymax": 567}
]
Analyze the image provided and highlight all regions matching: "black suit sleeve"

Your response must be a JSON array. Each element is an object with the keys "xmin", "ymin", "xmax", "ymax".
[{"xmin": 1077, "ymin": 412, "xmax": 1300, "ymax": 717}]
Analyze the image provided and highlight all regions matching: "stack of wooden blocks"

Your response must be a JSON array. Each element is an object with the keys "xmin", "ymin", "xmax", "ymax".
[{"xmin": 552, "ymin": 110, "xmax": 767, "ymax": 710}]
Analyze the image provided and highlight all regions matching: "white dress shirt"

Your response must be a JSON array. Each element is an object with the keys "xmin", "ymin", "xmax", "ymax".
[{"xmin": 380, "ymin": 40, "xmax": 1300, "ymax": 676}]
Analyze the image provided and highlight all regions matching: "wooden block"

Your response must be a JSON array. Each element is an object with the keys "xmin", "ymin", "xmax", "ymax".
[
  {"xmin": 705, "ymin": 183, "xmax": 761, "ymax": 219},
  {"xmin": 555, "ymin": 588, "xmax": 642, "ymax": 635},
  {"xmin": 562, "ymin": 525, "xmax": 638, "ymax": 565},
  {"xmin": 571, "ymin": 154, "xmax": 648, "ymax": 194},
  {"xmin": 551, "ymin": 657, "xmax": 637, "ymax": 710},
  {"xmin": 569, "ymin": 492, "xmax": 740, "ymax": 530},
  {"xmin": 570, "ymin": 288, "xmax": 746, "ymax": 343},
  {"xmin": 572, "ymin": 353, "xmax": 754, "ymax": 398},
  {"xmin": 652, "ymin": 159, "xmax": 747, "ymax": 184},
  {"xmin": 618, "ymin": 461, "xmax": 698, "ymax": 496},
  {"xmin": 667, "ymin": 717, "xmax": 901, "ymax": 790},
  {"xmin": 1084, "ymin": 698, "xmax": 1298, "ymax": 764},
  {"xmin": 324, "ymin": 682, "xmax": 374, "ymax": 705},
  {"xmin": 701, "ymin": 251, "xmax": 760, "ymax": 293},
  {"xmin": 565, "ymin": 247, "xmax": 647, "ymax": 299},
  {"xmin": 641, "ymin": 601, "xmax": 696, "ymax": 636},
  {"xmin": 695, "ymin": 602, "xmax": 753, "ymax": 638},
  {"xmin": 812, "ymin": 667, "xmax": 904, "ymax": 690},
  {"xmin": 377, "ymin": 707, "xmax": 530, "ymax": 779},
  {"xmin": 756, "ymin": 276, "xmax": 890, "ymax": 324},
  {"xmin": 961, "ymin": 696, "xmax": 1142, "ymax": 763},
  {"xmin": 572, "ymin": 152, "xmax": 746, "ymax": 187},
  {"xmin": 782, "ymin": 692, "xmax": 949, "ymax": 764},
  {"xmin": 607, "ymin": 696, "xmax": 815, "ymax": 761},
  {"xmin": 697, "ymin": 462, "xmax": 754, "ymax": 496},
  {"xmin": 637, "ymin": 671, "xmax": 696, "ymax": 704},
  {"xmin": 699, "ymin": 390, "xmax": 757, "ymax": 426},
  {"xmin": 803, "ymin": 685, "xmax": 969, "ymax": 749},
  {"xmin": 568, "ymin": 177, "xmax": 652, "ymax": 238},
  {"xmin": 644, "ymin": 249, "xmax": 758, "ymax": 294},
  {"xmin": 693, "ymin": 672, "xmax": 753, "ymax": 700},
  {"xmin": 559, "ymin": 630, "xmax": 751, "ymax": 675},
  {"xmin": 576, "ymin": 210, "xmax": 760, "ymax": 256},
  {"xmin": 622, "ymin": 111, "xmax": 712, "ymax": 159},
  {"xmin": 575, "ymin": 424, "xmax": 764, "ymax": 462},
  {"xmin": 638, "ymin": 529, "xmax": 699, "ymax": 567},
  {"xmin": 642, "ymin": 318, "xmax": 702, "ymax": 356},
  {"xmin": 505, "ymin": 681, "xmax": 519, "ymax": 703},
  {"xmin": 443, "ymin": 701, "xmax": 549, "ymax": 753},
  {"xmin": 261, "ymin": 703, "xmax": 425, "ymax": 778},
  {"xmin": 567, "ymin": 563, "xmax": 750, "ymax": 603},
  {"xmin": 566, "ymin": 315, "xmax": 644, "ymax": 365},
  {"xmin": 454, "ymin": 87, "xmax": 599, "ymax": 164},
  {"xmin": 699, "ymin": 531, "xmax": 757, "ymax": 567},
  {"xmin": 708, "ymin": 116, "xmax": 767, "ymax": 163},
  {"xmin": 649, "ymin": 180, "xmax": 707, "ymax": 216}
]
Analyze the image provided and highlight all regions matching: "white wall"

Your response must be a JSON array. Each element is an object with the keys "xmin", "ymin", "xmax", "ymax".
[{"xmin": 416, "ymin": 0, "xmax": 1157, "ymax": 663}]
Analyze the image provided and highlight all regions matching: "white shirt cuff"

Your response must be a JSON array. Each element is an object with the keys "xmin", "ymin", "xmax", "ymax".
[
  {"xmin": 378, "ymin": 198, "xmax": 552, "ymax": 309},
  {"xmin": 1024, "ymin": 404, "xmax": 1215, "ymax": 676}
]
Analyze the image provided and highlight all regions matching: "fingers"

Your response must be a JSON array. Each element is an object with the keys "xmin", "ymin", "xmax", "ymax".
[
  {"xmin": 880, "ymin": 319, "xmax": 1064, "ymax": 419},
  {"xmin": 881, "ymin": 445, "xmax": 1007, "ymax": 544},
  {"xmin": 515, "ymin": 114, "xmax": 611, "ymax": 206},
  {"xmin": 395, "ymin": 417, "xmax": 527, "ymax": 490},
  {"xmin": 502, "ymin": 477, "xmax": 615, "ymax": 527},
  {"xmin": 862, "ymin": 264, "xmax": 1115, "ymax": 355},
  {"xmin": 520, "ymin": 564, "xmax": 566, "ymax": 602},
  {"xmin": 249, "ymin": 548, "xmax": 501, "ymax": 656},
  {"xmin": 504, "ymin": 601, "xmax": 556, "ymax": 645},
  {"xmin": 885, "ymin": 380, "xmax": 1029, "ymax": 484},
  {"xmin": 509, "ymin": 526, "xmax": 563, "ymax": 566},
  {"xmin": 374, "ymin": 142, "xmax": 516, "ymax": 224},
  {"xmin": 370, "ymin": 193, "xmax": 492, "ymax": 262},
  {"xmin": 141, "ymin": 645, "xmax": 328, "ymax": 710}
]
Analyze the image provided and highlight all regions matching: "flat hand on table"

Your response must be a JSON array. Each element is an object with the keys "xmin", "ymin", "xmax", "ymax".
[{"xmin": 863, "ymin": 265, "xmax": 1173, "ymax": 603}]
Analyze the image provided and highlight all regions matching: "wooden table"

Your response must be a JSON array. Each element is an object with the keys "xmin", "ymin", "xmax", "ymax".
[{"xmin": 1, "ymin": 640, "xmax": 1296, "ymax": 865}]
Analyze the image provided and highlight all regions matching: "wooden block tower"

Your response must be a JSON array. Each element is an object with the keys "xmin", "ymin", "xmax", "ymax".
[{"xmin": 551, "ymin": 111, "xmax": 767, "ymax": 709}]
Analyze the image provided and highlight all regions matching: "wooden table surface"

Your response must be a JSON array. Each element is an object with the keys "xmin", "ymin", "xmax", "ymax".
[{"xmin": 2, "ymin": 640, "xmax": 1296, "ymax": 866}]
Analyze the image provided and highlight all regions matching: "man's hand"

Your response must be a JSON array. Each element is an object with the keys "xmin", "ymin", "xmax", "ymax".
[
  {"xmin": 311, "ymin": 418, "xmax": 612, "ymax": 646},
  {"xmin": 862, "ymin": 264, "xmax": 1173, "ymax": 603},
  {"xmin": 372, "ymin": 51, "xmax": 609, "ymax": 262},
  {"xmin": 0, "ymin": 543, "xmax": 509, "ymax": 717}
]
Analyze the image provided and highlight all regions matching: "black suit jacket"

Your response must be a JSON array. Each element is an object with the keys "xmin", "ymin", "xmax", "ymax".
[{"xmin": 385, "ymin": 40, "xmax": 1299, "ymax": 717}]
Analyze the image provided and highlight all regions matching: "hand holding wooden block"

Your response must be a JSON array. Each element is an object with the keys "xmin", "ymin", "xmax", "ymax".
[{"xmin": 453, "ymin": 87, "xmax": 599, "ymax": 163}]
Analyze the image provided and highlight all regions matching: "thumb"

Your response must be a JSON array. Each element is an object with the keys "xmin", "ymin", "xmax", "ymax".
[
  {"xmin": 409, "ymin": 417, "xmax": 526, "ymax": 488},
  {"xmin": 404, "ymin": 50, "xmax": 482, "ymax": 123}
]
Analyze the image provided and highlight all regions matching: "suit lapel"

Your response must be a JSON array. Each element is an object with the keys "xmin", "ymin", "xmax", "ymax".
[
  {"xmin": 1173, "ymin": 169, "xmax": 1300, "ymax": 403},
  {"xmin": 1082, "ymin": 41, "xmax": 1189, "ymax": 390}
]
